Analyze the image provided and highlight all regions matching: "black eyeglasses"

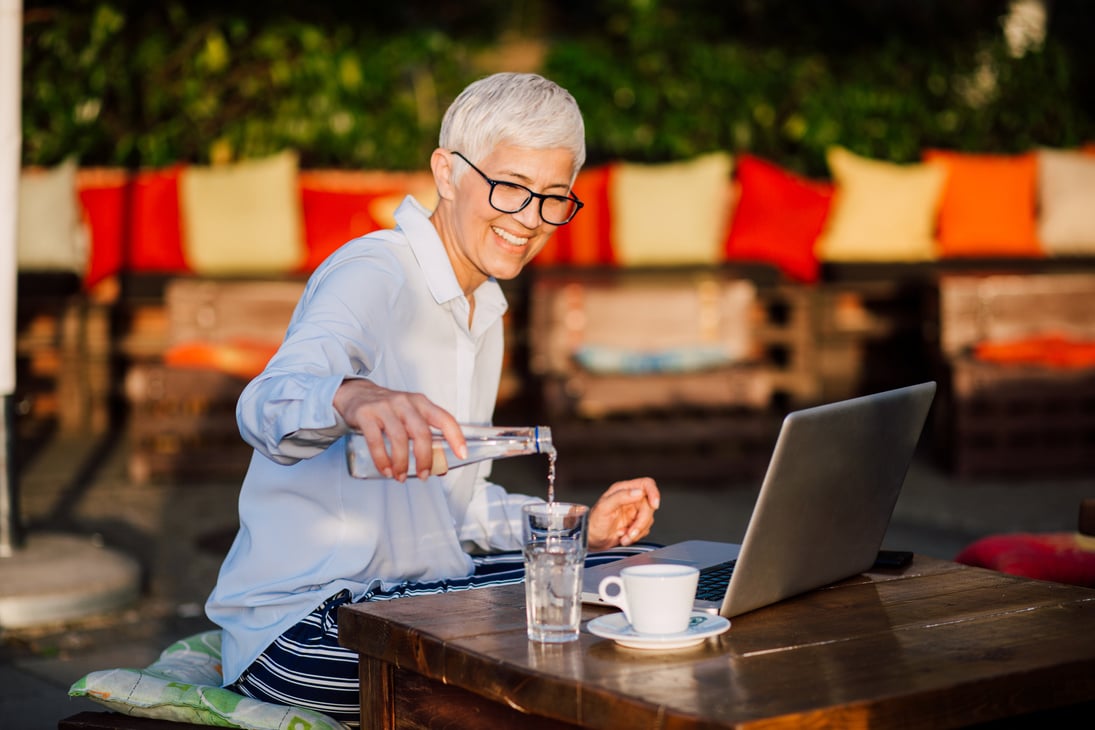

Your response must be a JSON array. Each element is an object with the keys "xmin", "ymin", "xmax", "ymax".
[{"xmin": 452, "ymin": 151, "xmax": 583, "ymax": 226}]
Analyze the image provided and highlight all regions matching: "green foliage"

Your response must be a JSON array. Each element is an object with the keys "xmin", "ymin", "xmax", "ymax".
[
  {"xmin": 22, "ymin": 2, "xmax": 481, "ymax": 168},
  {"xmin": 20, "ymin": 1, "xmax": 1095, "ymax": 174},
  {"xmin": 22, "ymin": 4, "xmax": 135, "ymax": 165},
  {"xmin": 543, "ymin": 1, "xmax": 1095, "ymax": 176}
]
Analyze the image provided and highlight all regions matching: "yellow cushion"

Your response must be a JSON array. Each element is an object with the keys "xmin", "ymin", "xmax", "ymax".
[
  {"xmin": 1037, "ymin": 148, "xmax": 1095, "ymax": 255},
  {"xmin": 817, "ymin": 146, "xmax": 945, "ymax": 262},
  {"xmin": 610, "ymin": 152, "xmax": 734, "ymax": 266},
  {"xmin": 179, "ymin": 151, "xmax": 305, "ymax": 274},
  {"xmin": 17, "ymin": 158, "xmax": 89, "ymax": 274}
]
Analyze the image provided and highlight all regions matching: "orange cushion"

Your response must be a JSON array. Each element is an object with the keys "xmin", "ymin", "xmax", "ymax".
[
  {"xmin": 723, "ymin": 155, "xmax": 833, "ymax": 283},
  {"xmin": 536, "ymin": 164, "xmax": 616, "ymax": 267},
  {"xmin": 164, "ymin": 340, "xmax": 280, "ymax": 380},
  {"xmin": 973, "ymin": 334, "xmax": 1095, "ymax": 369},
  {"xmin": 924, "ymin": 150, "xmax": 1041, "ymax": 257}
]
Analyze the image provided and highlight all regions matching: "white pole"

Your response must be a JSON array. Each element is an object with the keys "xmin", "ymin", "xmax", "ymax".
[
  {"xmin": 0, "ymin": 0, "xmax": 23, "ymax": 557},
  {"xmin": 0, "ymin": 1, "xmax": 147, "ymax": 625}
]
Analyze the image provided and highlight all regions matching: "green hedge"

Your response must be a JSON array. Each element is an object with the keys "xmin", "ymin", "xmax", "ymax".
[
  {"xmin": 21, "ymin": 2, "xmax": 1095, "ymax": 176},
  {"xmin": 22, "ymin": 4, "xmax": 481, "ymax": 169}
]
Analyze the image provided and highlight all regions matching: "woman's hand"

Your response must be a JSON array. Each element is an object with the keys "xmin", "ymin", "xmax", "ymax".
[
  {"xmin": 586, "ymin": 477, "xmax": 661, "ymax": 551},
  {"xmin": 334, "ymin": 378, "xmax": 465, "ymax": 481}
]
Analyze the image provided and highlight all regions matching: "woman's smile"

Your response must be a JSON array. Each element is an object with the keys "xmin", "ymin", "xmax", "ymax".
[{"xmin": 491, "ymin": 225, "xmax": 531, "ymax": 247}]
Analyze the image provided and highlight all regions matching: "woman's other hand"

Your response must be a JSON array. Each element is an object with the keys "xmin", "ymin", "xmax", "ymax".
[{"xmin": 587, "ymin": 477, "xmax": 661, "ymax": 551}]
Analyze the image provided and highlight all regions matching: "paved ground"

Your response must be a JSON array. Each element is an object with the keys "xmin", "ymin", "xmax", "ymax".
[{"xmin": 2, "ymin": 427, "xmax": 1093, "ymax": 729}]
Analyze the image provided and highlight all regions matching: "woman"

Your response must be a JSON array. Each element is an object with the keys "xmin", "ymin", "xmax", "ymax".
[{"xmin": 206, "ymin": 72, "xmax": 661, "ymax": 722}]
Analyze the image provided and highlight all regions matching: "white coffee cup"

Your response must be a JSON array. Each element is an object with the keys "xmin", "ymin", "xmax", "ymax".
[{"xmin": 597, "ymin": 564, "xmax": 700, "ymax": 635}]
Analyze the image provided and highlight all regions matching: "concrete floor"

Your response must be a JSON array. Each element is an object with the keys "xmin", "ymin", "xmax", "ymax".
[{"xmin": 2, "ymin": 427, "xmax": 1092, "ymax": 730}]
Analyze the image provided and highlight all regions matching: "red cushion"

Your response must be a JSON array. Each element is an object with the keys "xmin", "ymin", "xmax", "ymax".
[
  {"xmin": 955, "ymin": 533, "xmax": 1095, "ymax": 587},
  {"xmin": 724, "ymin": 155, "xmax": 832, "ymax": 283},
  {"xmin": 298, "ymin": 176, "xmax": 394, "ymax": 272},
  {"xmin": 536, "ymin": 164, "xmax": 616, "ymax": 267},
  {"xmin": 130, "ymin": 167, "xmax": 190, "ymax": 273},
  {"xmin": 76, "ymin": 167, "xmax": 190, "ymax": 279},
  {"xmin": 76, "ymin": 169, "xmax": 127, "ymax": 288}
]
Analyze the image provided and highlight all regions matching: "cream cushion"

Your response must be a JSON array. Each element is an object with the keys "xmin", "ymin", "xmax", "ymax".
[
  {"xmin": 1037, "ymin": 148, "xmax": 1095, "ymax": 255},
  {"xmin": 17, "ymin": 158, "xmax": 89, "ymax": 274},
  {"xmin": 610, "ymin": 152, "xmax": 734, "ymax": 265},
  {"xmin": 817, "ymin": 146, "xmax": 945, "ymax": 261},
  {"xmin": 180, "ymin": 150, "xmax": 305, "ymax": 274}
]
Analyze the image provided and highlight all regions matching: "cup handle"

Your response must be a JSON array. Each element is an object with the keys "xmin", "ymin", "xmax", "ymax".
[{"xmin": 598, "ymin": 576, "xmax": 629, "ymax": 619}]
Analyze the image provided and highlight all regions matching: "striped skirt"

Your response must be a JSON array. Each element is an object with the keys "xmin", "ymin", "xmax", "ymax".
[{"xmin": 229, "ymin": 545, "xmax": 657, "ymax": 725}]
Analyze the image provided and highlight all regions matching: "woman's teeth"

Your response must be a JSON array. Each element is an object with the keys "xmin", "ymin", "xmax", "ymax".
[{"xmin": 492, "ymin": 226, "xmax": 528, "ymax": 246}]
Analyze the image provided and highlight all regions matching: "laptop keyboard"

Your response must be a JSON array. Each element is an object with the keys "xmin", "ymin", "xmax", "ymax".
[{"xmin": 695, "ymin": 559, "xmax": 737, "ymax": 601}]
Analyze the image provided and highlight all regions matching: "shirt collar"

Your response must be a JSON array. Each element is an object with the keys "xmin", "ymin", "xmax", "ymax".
[
  {"xmin": 393, "ymin": 195, "xmax": 507, "ymax": 325},
  {"xmin": 395, "ymin": 195, "xmax": 462, "ymax": 305}
]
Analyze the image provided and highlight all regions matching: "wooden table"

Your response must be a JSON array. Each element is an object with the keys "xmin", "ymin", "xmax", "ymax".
[{"xmin": 338, "ymin": 555, "xmax": 1095, "ymax": 729}]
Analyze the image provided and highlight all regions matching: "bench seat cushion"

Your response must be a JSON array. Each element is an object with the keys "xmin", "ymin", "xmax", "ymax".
[{"xmin": 68, "ymin": 631, "xmax": 343, "ymax": 730}]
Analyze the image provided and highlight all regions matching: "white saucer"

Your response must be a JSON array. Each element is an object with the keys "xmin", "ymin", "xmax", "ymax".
[{"xmin": 586, "ymin": 611, "xmax": 731, "ymax": 650}]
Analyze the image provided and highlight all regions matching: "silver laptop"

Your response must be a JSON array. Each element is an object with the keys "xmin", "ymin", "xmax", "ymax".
[{"xmin": 581, "ymin": 381, "xmax": 936, "ymax": 618}]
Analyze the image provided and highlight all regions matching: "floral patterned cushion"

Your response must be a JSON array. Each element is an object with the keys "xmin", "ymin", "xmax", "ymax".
[{"xmin": 68, "ymin": 630, "xmax": 344, "ymax": 729}]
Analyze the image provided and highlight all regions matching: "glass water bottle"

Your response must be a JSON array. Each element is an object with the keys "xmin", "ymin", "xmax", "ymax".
[{"xmin": 346, "ymin": 425, "xmax": 554, "ymax": 479}]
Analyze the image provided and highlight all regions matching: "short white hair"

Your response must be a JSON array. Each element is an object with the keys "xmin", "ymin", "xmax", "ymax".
[{"xmin": 439, "ymin": 72, "xmax": 586, "ymax": 182}]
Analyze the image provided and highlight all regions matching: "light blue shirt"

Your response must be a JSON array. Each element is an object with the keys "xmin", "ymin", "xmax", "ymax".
[{"xmin": 206, "ymin": 197, "xmax": 541, "ymax": 684}]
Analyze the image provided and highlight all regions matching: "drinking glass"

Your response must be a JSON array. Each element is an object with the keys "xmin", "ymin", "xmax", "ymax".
[{"xmin": 522, "ymin": 502, "xmax": 589, "ymax": 643}]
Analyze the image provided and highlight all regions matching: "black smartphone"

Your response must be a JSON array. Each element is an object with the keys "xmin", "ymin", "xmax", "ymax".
[{"xmin": 873, "ymin": 549, "xmax": 914, "ymax": 569}]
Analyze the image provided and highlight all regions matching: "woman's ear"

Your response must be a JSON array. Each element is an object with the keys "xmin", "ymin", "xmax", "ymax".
[{"xmin": 431, "ymin": 148, "xmax": 456, "ymax": 202}]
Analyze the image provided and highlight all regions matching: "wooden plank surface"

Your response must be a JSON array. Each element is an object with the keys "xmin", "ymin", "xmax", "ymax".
[{"xmin": 339, "ymin": 556, "xmax": 1095, "ymax": 729}]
